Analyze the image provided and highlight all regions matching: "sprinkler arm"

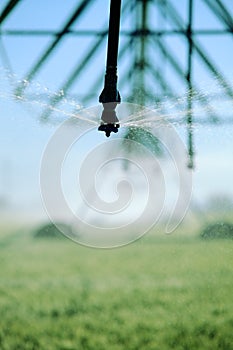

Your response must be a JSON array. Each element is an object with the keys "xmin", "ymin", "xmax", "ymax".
[{"xmin": 98, "ymin": 0, "xmax": 122, "ymax": 137}]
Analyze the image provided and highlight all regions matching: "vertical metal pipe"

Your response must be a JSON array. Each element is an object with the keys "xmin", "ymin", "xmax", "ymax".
[
  {"xmin": 98, "ymin": 0, "xmax": 122, "ymax": 136},
  {"xmin": 99, "ymin": 0, "xmax": 122, "ymax": 104},
  {"xmin": 106, "ymin": 0, "xmax": 122, "ymax": 70},
  {"xmin": 130, "ymin": 0, "xmax": 149, "ymax": 105},
  {"xmin": 139, "ymin": 0, "xmax": 148, "ymax": 106},
  {"xmin": 187, "ymin": 0, "xmax": 194, "ymax": 169}
]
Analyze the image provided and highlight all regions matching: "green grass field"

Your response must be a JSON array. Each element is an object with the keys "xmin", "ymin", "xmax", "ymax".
[{"xmin": 0, "ymin": 225, "xmax": 233, "ymax": 350}]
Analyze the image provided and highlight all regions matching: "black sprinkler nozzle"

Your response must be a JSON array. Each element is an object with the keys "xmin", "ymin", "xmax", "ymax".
[
  {"xmin": 98, "ymin": 123, "xmax": 120, "ymax": 137},
  {"xmin": 98, "ymin": 103, "xmax": 120, "ymax": 137}
]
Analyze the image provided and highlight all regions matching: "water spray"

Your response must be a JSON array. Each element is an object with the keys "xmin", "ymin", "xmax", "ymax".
[{"xmin": 98, "ymin": 0, "xmax": 121, "ymax": 137}]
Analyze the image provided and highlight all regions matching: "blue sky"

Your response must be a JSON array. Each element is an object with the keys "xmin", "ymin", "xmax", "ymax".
[{"xmin": 0, "ymin": 0, "xmax": 233, "ymax": 223}]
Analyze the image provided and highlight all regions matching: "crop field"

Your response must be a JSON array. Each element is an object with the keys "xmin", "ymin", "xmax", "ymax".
[{"xmin": 0, "ymin": 224, "xmax": 233, "ymax": 350}]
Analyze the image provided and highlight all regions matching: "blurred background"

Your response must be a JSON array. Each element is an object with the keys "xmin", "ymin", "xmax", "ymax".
[
  {"xmin": 0, "ymin": 0, "xmax": 233, "ymax": 224},
  {"xmin": 0, "ymin": 1, "xmax": 233, "ymax": 349}
]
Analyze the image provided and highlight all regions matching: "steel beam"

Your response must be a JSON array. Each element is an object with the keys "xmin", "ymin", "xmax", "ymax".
[
  {"xmin": 15, "ymin": 0, "xmax": 95, "ymax": 96},
  {"xmin": 0, "ymin": 0, "xmax": 21, "ymax": 25}
]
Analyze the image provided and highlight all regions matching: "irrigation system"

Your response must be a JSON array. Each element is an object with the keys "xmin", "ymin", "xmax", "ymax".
[{"xmin": 0, "ymin": 0, "xmax": 233, "ymax": 167}]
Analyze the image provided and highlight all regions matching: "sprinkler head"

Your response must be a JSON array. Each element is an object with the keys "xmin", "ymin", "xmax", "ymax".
[
  {"xmin": 98, "ymin": 102, "xmax": 120, "ymax": 137},
  {"xmin": 98, "ymin": 122, "xmax": 120, "ymax": 137}
]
